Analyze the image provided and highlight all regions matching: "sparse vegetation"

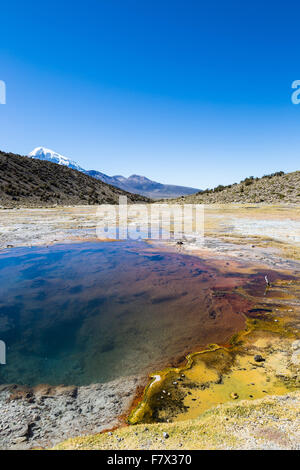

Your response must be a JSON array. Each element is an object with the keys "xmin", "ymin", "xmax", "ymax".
[
  {"xmin": 178, "ymin": 171, "xmax": 300, "ymax": 203},
  {"xmin": 0, "ymin": 151, "xmax": 150, "ymax": 207}
]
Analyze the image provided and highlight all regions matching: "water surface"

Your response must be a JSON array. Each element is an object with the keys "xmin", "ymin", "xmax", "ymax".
[{"xmin": 0, "ymin": 241, "xmax": 254, "ymax": 386}]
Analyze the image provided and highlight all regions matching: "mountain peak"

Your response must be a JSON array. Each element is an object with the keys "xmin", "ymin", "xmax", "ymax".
[
  {"xmin": 128, "ymin": 174, "xmax": 152, "ymax": 182},
  {"xmin": 28, "ymin": 147, "xmax": 85, "ymax": 172}
]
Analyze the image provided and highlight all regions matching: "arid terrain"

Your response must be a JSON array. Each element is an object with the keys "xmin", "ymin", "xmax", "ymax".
[
  {"xmin": 1, "ymin": 151, "xmax": 299, "ymax": 207},
  {"xmin": 55, "ymin": 392, "xmax": 300, "ymax": 450},
  {"xmin": 0, "ymin": 151, "xmax": 149, "ymax": 207},
  {"xmin": 175, "ymin": 172, "xmax": 300, "ymax": 204}
]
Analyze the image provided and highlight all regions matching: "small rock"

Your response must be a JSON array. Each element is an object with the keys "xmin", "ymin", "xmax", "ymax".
[
  {"xmin": 254, "ymin": 355, "xmax": 265, "ymax": 362},
  {"xmin": 16, "ymin": 424, "xmax": 29, "ymax": 437},
  {"xmin": 14, "ymin": 436, "xmax": 28, "ymax": 443},
  {"xmin": 230, "ymin": 392, "xmax": 239, "ymax": 399},
  {"xmin": 163, "ymin": 432, "xmax": 169, "ymax": 439},
  {"xmin": 292, "ymin": 340, "xmax": 300, "ymax": 351}
]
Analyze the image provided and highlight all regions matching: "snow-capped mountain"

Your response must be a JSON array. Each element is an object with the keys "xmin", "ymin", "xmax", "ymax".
[
  {"xmin": 28, "ymin": 147, "xmax": 200, "ymax": 199},
  {"xmin": 28, "ymin": 147, "xmax": 85, "ymax": 172}
]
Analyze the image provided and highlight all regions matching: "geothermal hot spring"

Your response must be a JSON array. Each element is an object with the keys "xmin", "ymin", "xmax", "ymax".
[{"xmin": 0, "ymin": 241, "xmax": 266, "ymax": 387}]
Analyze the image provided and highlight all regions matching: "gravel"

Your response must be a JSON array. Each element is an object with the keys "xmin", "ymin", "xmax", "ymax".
[{"xmin": 0, "ymin": 376, "xmax": 142, "ymax": 449}]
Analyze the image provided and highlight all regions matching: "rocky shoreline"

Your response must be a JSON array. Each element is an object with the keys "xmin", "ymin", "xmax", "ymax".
[{"xmin": 0, "ymin": 376, "xmax": 144, "ymax": 449}]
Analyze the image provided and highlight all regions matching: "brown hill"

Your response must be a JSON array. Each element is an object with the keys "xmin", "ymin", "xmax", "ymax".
[
  {"xmin": 0, "ymin": 151, "xmax": 150, "ymax": 207},
  {"xmin": 177, "ymin": 171, "xmax": 300, "ymax": 204}
]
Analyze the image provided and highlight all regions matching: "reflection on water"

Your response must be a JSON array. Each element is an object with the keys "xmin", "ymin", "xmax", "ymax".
[{"xmin": 0, "ymin": 241, "xmax": 254, "ymax": 386}]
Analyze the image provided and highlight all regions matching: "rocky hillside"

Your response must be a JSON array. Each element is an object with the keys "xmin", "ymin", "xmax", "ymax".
[
  {"xmin": 177, "ymin": 171, "xmax": 300, "ymax": 204},
  {"xmin": 0, "ymin": 151, "xmax": 150, "ymax": 207},
  {"xmin": 29, "ymin": 147, "xmax": 200, "ymax": 199}
]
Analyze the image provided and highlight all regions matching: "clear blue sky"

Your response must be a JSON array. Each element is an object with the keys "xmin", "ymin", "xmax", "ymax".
[{"xmin": 0, "ymin": 0, "xmax": 300, "ymax": 188}]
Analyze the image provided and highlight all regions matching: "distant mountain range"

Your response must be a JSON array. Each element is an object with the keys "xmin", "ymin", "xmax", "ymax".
[
  {"xmin": 0, "ymin": 150, "xmax": 149, "ymax": 207},
  {"xmin": 28, "ymin": 147, "xmax": 200, "ymax": 199}
]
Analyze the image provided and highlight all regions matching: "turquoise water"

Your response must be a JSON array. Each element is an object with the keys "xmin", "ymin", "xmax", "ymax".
[{"xmin": 0, "ymin": 241, "xmax": 247, "ymax": 387}]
